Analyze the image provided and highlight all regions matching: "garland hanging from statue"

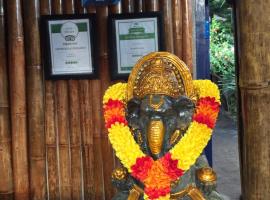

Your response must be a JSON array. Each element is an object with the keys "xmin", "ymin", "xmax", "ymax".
[{"xmin": 103, "ymin": 80, "xmax": 220, "ymax": 200}]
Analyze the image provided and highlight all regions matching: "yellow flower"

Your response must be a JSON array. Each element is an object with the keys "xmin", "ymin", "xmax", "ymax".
[
  {"xmin": 103, "ymin": 83, "xmax": 127, "ymax": 104},
  {"xmin": 193, "ymin": 80, "xmax": 220, "ymax": 103},
  {"xmin": 170, "ymin": 121, "xmax": 212, "ymax": 170},
  {"xmin": 108, "ymin": 123, "xmax": 145, "ymax": 171}
]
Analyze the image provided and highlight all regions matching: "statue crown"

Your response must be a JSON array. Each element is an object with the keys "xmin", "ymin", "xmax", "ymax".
[
  {"xmin": 133, "ymin": 58, "xmax": 184, "ymax": 98},
  {"xmin": 127, "ymin": 52, "xmax": 196, "ymax": 101}
]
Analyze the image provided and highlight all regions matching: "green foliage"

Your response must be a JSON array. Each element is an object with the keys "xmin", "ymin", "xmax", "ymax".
[
  {"xmin": 210, "ymin": 16, "xmax": 236, "ymax": 117},
  {"xmin": 210, "ymin": 17, "xmax": 234, "ymax": 75}
]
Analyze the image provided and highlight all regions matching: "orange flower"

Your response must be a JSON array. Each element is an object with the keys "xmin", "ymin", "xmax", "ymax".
[
  {"xmin": 104, "ymin": 106, "xmax": 125, "ymax": 122},
  {"xmin": 143, "ymin": 162, "xmax": 171, "ymax": 199}
]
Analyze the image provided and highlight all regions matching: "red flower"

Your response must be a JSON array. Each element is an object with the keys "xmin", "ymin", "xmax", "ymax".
[
  {"xmin": 145, "ymin": 186, "xmax": 170, "ymax": 199},
  {"xmin": 106, "ymin": 116, "xmax": 127, "ymax": 128},
  {"xmin": 104, "ymin": 99, "xmax": 125, "ymax": 110},
  {"xmin": 103, "ymin": 98, "xmax": 127, "ymax": 128},
  {"xmin": 193, "ymin": 96, "xmax": 220, "ymax": 128},
  {"xmin": 131, "ymin": 156, "xmax": 153, "ymax": 180},
  {"xmin": 160, "ymin": 153, "xmax": 184, "ymax": 180}
]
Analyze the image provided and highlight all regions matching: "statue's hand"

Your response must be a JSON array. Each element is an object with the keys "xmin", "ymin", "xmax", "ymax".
[
  {"xmin": 195, "ymin": 167, "xmax": 217, "ymax": 196},
  {"xmin": 112, "ymin": 167, "xmax": 135, "ymax": 191}
]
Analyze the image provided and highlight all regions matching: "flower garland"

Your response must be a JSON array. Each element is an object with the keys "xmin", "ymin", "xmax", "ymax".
[{"xmin": 103, "ymin": 80, "xmax": 220, "ymax": 200}]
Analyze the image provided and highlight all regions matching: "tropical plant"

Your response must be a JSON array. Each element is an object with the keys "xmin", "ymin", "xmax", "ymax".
[{"xmin": 210, "ymin": 15, "xmax": 236, "ymax": 117}]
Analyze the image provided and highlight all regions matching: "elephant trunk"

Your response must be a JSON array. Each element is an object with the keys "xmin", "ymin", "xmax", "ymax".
[{"xmin": 147, "ymin": 119, "xmax": 165, "ymax": 156}]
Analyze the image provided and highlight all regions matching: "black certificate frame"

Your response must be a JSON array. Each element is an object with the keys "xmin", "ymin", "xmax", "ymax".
[
  {"xmin": 108, "ymin": 12, "xmax": 164, "ymax": 80},
  {"xmin": 40, "ymin": 14, "xmax": 98, "ymax": 80}
]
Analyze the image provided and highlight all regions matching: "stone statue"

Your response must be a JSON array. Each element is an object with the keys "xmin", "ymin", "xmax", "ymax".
[{"xmin": 103, "ymin": 52, "xmax": 225, "ymax": 200}]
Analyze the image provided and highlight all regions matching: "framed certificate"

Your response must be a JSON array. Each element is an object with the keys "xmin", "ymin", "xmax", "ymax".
[
  {"xmin": 109, "ymin": 12, "xmax": 164, "ymax": 80},
  {"xmin": 41, "ymin": 14, "xmax": 97, "ymax": 80}
]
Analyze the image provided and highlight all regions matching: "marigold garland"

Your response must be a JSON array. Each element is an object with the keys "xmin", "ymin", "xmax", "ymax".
[{"xmin": 103, "ymin": 81, "xmax": 220, "ymax": 200}]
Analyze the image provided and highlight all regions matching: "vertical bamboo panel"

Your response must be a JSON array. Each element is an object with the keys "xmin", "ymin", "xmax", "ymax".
[
  {"xmin": 86, "ymin": 4, "xmax": 96, "ymax": 13},
  {"xmin": 7, "ymin": 0, "xmax": 30, "ymax": 199},
  {"xmin": 159, "ymin": 0, "xmax": 174, "ymax": 52},
  {"xmin": 92, "ymin": 78, "xmax": 105, "ymax": 200},
  {"xmin": 44, "ymin": 81, "xmax": 60, "ymax": 200},
  {"xmin": 63, "ymin": 1, "xmax": 83, "ymax": 199},
  {"xmin": 135, "ymin": 0, "xmax": 145, "ymax": 13},
  {"xmin": 68, "ymin": 79, "xmax": 83, "ymax": 200},
  {"xmin": 236, "ymin": 1, "xmax": 270, "ymax": 199},
  {"xmin": 172, "ymin": 0, "xmax": 183, "ymax": 59},
  {"xmin": 79, "ymin": 79, "xmax": 94, "ymax": 199},
  {"xmin": 40, "ymin": 0, "xmax": 51, "ymax": 15},
  {"xmin": 182, "ymin": 0, "xmax": 193, "ymax": 70},
  {"xmin": 145, "ymin": 0, "xmax": 159, "ymax": 11},
  {"xmin": 96, "ymin": 5, "xmax": 115, "ymax": 200},
  {"xmin": 122, "ymin": 0, "xmax": 135, "ymax": 13},
  {"xmin": 23, "ymin": 0, "xmax": 46, "ymax": 199},
  {"xmin": 41, "ymin": 1, "xmax": 60, "ymax": 199},
  {"xmin": 109, "ymin": 0, "xmax": 122, "ymax": 13},
  {"xmin": 55, "ymin": 81, "xmax": 71, "ymax": 200},
  {"xmin": 78, "ymin": 4, "xmax": 95, "ymax": 199},
  {"xmin": 51, "ymin": 1, "xmax": 72, "ymax": 199},
  {"xmin": 109, "ymin": 0, "xmax": 123, "ymax": 172},
  {"xmin": 75, "ymin": 0, "xmax": 85, "ymax": 13},
  {"xmin": 240, "ymin": 88, "xmax": 270, "ymax": 199},
  {"xmin": 0, "ymin": 1, "xmax": 13, "ymax": 199}
]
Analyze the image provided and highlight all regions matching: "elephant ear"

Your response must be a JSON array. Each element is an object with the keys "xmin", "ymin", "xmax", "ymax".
[
  {"xmin": 126, "ymin": 98, "xmax": 141, "ymax": 129},
  {"xmin": 173, "ymin": 96, "xmax": 195, "ymax": 131}
]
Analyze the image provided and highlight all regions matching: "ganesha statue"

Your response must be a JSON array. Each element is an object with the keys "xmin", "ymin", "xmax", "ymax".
[{"xmin": 103, "ymin": 52, "xmax": 224, "ymax": 200}]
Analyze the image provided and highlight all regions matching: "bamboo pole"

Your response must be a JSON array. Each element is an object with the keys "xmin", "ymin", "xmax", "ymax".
[
  {"xmin": 51, "ymin": 1, "xmax": 72, "ymax": 199},
  {"xmin": 109, "ymin": 0, "xmax": 122, "ymax": 13},
  {"xmin": 41, "ymin": 1, "xmax": 60, "ymax": 199},
  {"xmin": 145, "ymin": 0, "xmax": 159, "ymax": 11},
  {"xmin": 44, "ymin": 81, "xmax": 60, "ymax": 200},
  {"xmin": 79, "ymin": 3, "xmax": 95, "ymax": 199},
  {"xmin": 172, "ymin": 0, "xmax": 183, "ymax": 59},
  {"xmin": 23, "ymin": 0, "xmax": 47, "ymax": 199},
  {"xmin": 68, "ymin": 80, "xmax": 83, "ymax": 200},
  {"xmin": 95, "ymin": 6, "xmax": 112, "ymax": 200},
  {"xmin": 235, "ymin": 1, "xmax": 270, "ymax": 199},
  {"xmin": 109, "ymin": 0, "xmax": 123, "ymax": 175},
  {"xmin": 7, "ymin": 0, "xmax": 29, "ymax": 199},
  {"xmin": 55, "ymin": 81, "xmax": 71, "ymax": 200},
  {"xmin": 159, "ymin": 0, "xmax": 174, "ymax": 52},
  {"xmin": 86, "ymin": 4, "xmax": 96, "ymax": 13},
  {"xmin": 62, "ymin": 1, "xmax": 83, "ymax": 199},
  {"xmin": 40, "ymin": 0, "xmax": 51, "ymax": 15},
  {"xmin": 0, "ymin": 1, "xmax": 13, "ymax": 199},
  {"xmin": 92, "ymin": 83, "xmax": 105, "ymax": 200},
  {"xmin": 182, "ymin": 0, "xmax": 193, "ymax": 71},
  {"xmin": 79, "ymin": 79, "xmax": 94, "ymax": 199},
  {"xmin": 122, "ymin": 0, "xmax": 135, "ymax": 13},
  {"xmin": 75, "ymin": 0, "xmax": 85, "ymax": 14},
  {"xmin": 135, "ymin": 0, "xmax": 145, "ymax": 13}
]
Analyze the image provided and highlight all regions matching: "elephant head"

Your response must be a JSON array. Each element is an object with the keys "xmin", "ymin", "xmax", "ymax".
[{"xmin": 126, "ymin": 94, "xmax": 195, "ymax": 160}]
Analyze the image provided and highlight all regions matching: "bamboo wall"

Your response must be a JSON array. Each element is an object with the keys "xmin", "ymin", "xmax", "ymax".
[{"xmin": 0, "ymin": 0, "xmax": 193, "ymax": 199}]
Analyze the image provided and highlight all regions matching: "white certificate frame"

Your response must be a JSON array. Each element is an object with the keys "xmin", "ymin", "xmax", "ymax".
[
  {"xmin": 41, "ymin": 14, "xmax": 98, "ymax": 80},
  {"xmin": 109, "ymin": 12, "xmax": 164, "ymax": 80}
]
